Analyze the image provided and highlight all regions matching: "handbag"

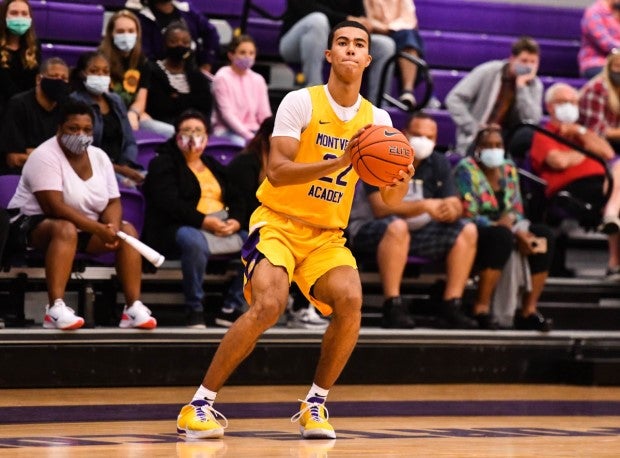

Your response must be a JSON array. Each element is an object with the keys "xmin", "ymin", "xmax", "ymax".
[{"xmin": 201, "ymin": 209, "xmax": 244, "ymax": 255}]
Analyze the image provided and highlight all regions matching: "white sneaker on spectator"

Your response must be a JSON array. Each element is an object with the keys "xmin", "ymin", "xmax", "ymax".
[
  {"xmin": 287, "ymin": 304, "xmax": 329, "ymax": 330},
  {"xmin": 119, "ymin": 300, "xmax": 157, "ymax": 329},
  {"xmin": 43, "ymin": 299, "xmax": 84, "ymax": 330}
]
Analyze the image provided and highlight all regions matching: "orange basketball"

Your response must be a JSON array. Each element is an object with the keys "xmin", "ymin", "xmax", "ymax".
[{"xmin": 350, "ymin": 125, "xmax": 414, "ymax": 187}]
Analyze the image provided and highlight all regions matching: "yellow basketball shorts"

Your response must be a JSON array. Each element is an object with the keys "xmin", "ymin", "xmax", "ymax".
[{"xmin": 241, "ymin": 205, "xmax": 357, "ymax": 316}]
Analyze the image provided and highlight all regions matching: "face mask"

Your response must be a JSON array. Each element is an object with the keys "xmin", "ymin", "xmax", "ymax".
[
  {"xmin": 177, "ymin": 134, "xmax": 206, "ymax": 152},
  {"xmin": 479, "ymin": 148, "xmax": 505, "ymax": 168},
  {"xmin": 554, "ymin": 102, "xmax": 579, "ymax": 124},
  {"xmin": 84, "ymin": 75, "xmax": 111, "ymax": 95},
  {"xmin": 113, "ymin": 33, "xmax": 137, "ymax": 52},
  {"xmin": 408, "ymin": 136, "xmax": 435, "ymax": 161},
  {"xmin": 513, "ymin": 63, "xmax": 533, "ymax": 76},
  {"xmin": 60, "ymin": 134, "xmax": 93, "ymax": 155},
  {"xmin": 165, "ymin": 46, "xmax": 191, "ymax": 62},
  {"xmin": 232, "ymin": 56, "xmax": 255, "ymax": 71},
  {"xmin": 609, "ymin": 70, "xmax": 620, "ymax": 86},
  {"xmin": 40, "ymin": 77, "xmax": 69, "ymax": 102},
  {"xmin": 6, "ymin": 17, "xmax": 31, "ymax": 36}
]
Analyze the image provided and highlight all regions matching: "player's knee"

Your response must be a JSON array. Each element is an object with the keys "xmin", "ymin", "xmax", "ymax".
[
  {"xmin": 332, "ymin": 290, "xmax": 363, "ymax": 317},
  {"xmin": 248, "ymin": 297, "xmax": 284, "ymax": 328}
]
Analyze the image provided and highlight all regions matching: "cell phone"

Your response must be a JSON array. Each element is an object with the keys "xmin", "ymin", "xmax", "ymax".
[{"xmin": 530, "ymin": 237, "xmax": 547, "ymax": 254}]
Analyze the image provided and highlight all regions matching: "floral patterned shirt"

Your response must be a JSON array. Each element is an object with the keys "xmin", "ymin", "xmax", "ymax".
[{"xmin": 453, "ymin": 157, "xmax": 525, "ymax": 227}]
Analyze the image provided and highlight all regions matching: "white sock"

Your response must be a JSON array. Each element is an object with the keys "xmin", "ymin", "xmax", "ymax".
[
  {"xmin": 192, "ymin": 385, "xmax": 218, "ymax": 405},
  {"xmin": 305, "ymin": 383, "xmax": 329, "ymax": 404}
]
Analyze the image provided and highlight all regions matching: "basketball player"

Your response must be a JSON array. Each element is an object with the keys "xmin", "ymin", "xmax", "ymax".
[{"xmin": 176, "ymin": 20, "xmax": 414, "ymax": 440}]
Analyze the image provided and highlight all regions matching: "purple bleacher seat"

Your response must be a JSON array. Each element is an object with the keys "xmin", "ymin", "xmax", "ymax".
[
  {"xmin": 40, "ymin": 43, "xmax": 97, "ymax": 67},
  {"xmin": 30, "ymin": 1, "xmax": 47, "ymax": 39},
  {"xmin": 0, "ymin": 175, "xmax": 20, "ymax": 209},
  {"xmin": 421, "ymin": 31, "xmax": 580, "ymax": 78},
  {"xmin": 191, "ymin": 0, "xmax": 245, "ymax": 19},
  {"xmin": 120, "ymin": 187, "xmax": 146, "ymax": 236},
  {"xmin": 136, "ymin": 144, "xmax": 158, "ymax": 170},
  {"xmin": 134, "ymin": 129, "xmax": 167, "ymax": 145},
  {"xmin": 246, "ymin": 17, "xmax": 281, "ymax": 58},
  {"xmin": 416, "ymin": 0, "xmax": 582, "ymax": 41},
  {"xmin": 44, "ymin": 3, "xmax": 104, "ymax": 45},
  {"xmin": 203, "ymin": 143, "xmax": 244, "ymax": 165},
  {"xmin": 76, "ymin": 0, "xmax": 128, "ymax": 8}
]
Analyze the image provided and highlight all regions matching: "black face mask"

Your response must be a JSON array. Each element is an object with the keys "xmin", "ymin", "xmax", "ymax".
[
  {"xmin": 165, "ymin": 46, "xmax": 191, "ymax": 63},
  {"xmin": 40, "ymin": 77, "xmax": 69, "ymax": 102},
  {"xmin": 610, "ymin": 70, "xmax": 620, "ymax": 86}
]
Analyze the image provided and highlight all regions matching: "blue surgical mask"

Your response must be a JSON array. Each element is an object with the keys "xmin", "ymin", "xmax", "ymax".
[
  {"xmin": 6, "ymin": 17, "xmax": 31, "ymax": 36},
  {"xmin": 84, "ymin": 75, "xmax": 111, "ymax": 95},
  {"xmin": 113, "ymin": 33, "xmax": 137, "ymax": 52},
  {"xmin": 479, "ymin": 148, "xmax": 505, "ymax": 168},
  {"xmin": 513, "ymin": 63, "xmax": 533, "ymax": 76}
]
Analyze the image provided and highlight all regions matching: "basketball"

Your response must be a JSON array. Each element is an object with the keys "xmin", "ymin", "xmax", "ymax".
[{"xmin": 350, "ymin": 125, "xmax": 414, "ymax": 187}]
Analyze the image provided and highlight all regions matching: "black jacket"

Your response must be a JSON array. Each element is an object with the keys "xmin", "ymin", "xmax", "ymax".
[{"xmin": 142, "ymin": 138, "xmax": 242, "ymax": 258}]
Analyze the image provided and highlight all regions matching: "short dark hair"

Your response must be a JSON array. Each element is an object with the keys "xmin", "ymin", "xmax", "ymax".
[
  {"xmin": 40, "ymin": 57, "xmax": 68, "ymax": 75},
  {"xmin": 59, "ymin": 100, "xmax": 95, "ymax": 125},
  {"xmin": 407, "ymin": 111, "xmax": 435, "ymax": 125},
  {"xmin": 227, "ymin": 34, "xmax": 255, "ymax": 54},
  {"xmin": 511, "ymin": 36, "xmax": 539, "ymax": 56},
  {"xmin": 174, "ymin": 109, "xmax": 210, "ymax": 133},
  {"xmin": 327, "ymin": 20, "xmax": 371, "ymax": 52}
]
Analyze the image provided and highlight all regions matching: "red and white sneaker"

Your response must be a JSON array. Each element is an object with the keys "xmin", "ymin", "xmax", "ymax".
[
  {"xmin": 119, "ymin": 300, "xmax": 157, "ymax": 329},
  {"xmin": 43, "ymin": 299, "xmax": 84, "ymax": 330}
]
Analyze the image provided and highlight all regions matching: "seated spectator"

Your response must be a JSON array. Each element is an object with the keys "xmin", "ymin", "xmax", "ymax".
[
  {"xmin": 278, "ymin": 0, "xmax": 395, "ymax": 104},
  {"xmin": 578, "ymin": 0, "xmax": 620, "ymax": 79},
  {"xmin": 226, "ymin": 116, "xmax": 329, "ymax": 330},
  {"xmin": 446, "ymin": 36, "xmax": 543, "ymax": 157},
  {"xmin": 137, "ymin": 0, "xmax": 219, "ymax": 75},
  {"xmin": 532, "ymin": 83, "xmax": 620, "ymax": 278},
  {"xmin": 348, "ymin": 113, "xmax": 478, "ymax": 329},
  {"xmin": 454, "ymin": 124, "xmax": 554, "ymax": 331},
  {"xmin": 145, "ymin": 21, "xmax": 213, "ymax": 138},
  {"xmin": 211, "ymin": 35, "xmax": 272, "ymax": 147},
  {"xmin": 363, "ymin": 0, "xmax": 425, "ymax": 110},
  {"xmin": 6, "ymin": 100, "xmax": 157, "ymax": 330},
  {"xmin": 142, "ymin": 110, "xmax": 245, "ymax": 328},
  {"xmin": 0, "ymin": 0, "xmax": 40, "ymax": 116},
  {"xmin": 100, "ymin": 9, "xmax": 165, "ymax": 136},
  {"xmin": 579, "ymin": 50, "xmax": 620, "ymax": 153},
  {"xmin": 70, "ymin": 51, "xmax": 144, "ymax": 188},
  {"xmin": 0, "ymin": 57, "xmax": 69, "ymax": 174}
]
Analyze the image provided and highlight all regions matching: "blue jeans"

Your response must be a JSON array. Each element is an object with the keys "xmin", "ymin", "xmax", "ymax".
[{"xmin": 176, "ymin": 226, "xmax": 247, "ymax": 312}]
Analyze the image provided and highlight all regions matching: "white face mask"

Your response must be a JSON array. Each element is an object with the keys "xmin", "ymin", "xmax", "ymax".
[
  {"xmin": 408, "ymin": 135, "xmax": 435, "ymax": 161},
  {"xmin": 84, "ymin": 75, "xmax": 111, "ymax": 95},
  {"xmin": 113, "ymin": 32, "xmax": 137, "ymax": 52},
  {"xmin": 554, "ymin": 102, "xmax": 579, "ymax": 124},
  {"xmin": 479, "ymin": 148, "xmax": 505, "ymax": 168}
]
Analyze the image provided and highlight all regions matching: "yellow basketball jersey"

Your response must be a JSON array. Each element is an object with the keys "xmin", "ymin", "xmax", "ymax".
[{"xmin": 257, "ymin": 85, "xmax": 374, "ymax": 229}]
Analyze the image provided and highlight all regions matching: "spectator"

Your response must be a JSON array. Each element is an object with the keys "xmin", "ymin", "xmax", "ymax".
[
  {"xmin": 0, "ymin": 57, "xmax": 69, "ymax": 174},
  {"xmin": 348, "ymin": 112, "xmax": 478, "ymax": 329},
  {"xmin": 363, "ymin": 0, "xmax": 425, "ymax": 110},
  {"xmin": 0, "ymin": 0, "xmax": 40, "ymax": 116},
  {"xmin": 6, "ymin": 100, "xmax": 157, "ymax": 330},
  {"xmin": 146, "ymin": 21, "xmax": 213, "ymax": 138},
  {"xmin": 578, "ymin": 0, "xmax": 620, "ymax": 79},
  {"xmin": 454, "ymin": 125, "xmax": 554, "ymax": 331},
  {"xmin": 279, "ymin": 0, "xmax": 395, "ymax": 104},
  {"xmin": 69, "ymin": 51, "xmax": 145, "ymax": 188},
  {"xmin": 100, "ymin": 9, "xmax": 165, "ymax": 136},
  {"xmin": 142, "ymin": 110, "xmax": 245, "ymax": 328},
  {"xmin": 579, "ymin": 50, "xmax": 620, "ymax": 153},
  {"xmin": 446, "ymin": 36, "xmax": 543, "ymax": 156},
  {"xmin": 211, "ymin": 35, "xmax": 272, "ymax": 147},
  {"xmin": 137, "ymin": 0, "xmax": 219, "ymax": 74},
  {"xmin": 532, "ymin": 83, "xmax": 620, "ymax": 278},
  {"xmin": 226, "ymin": 116, "xmax": 329, "ymax": 330}
]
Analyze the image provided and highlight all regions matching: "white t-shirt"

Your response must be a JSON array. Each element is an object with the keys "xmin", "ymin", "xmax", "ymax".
[
  {"xmin": 9, "ymin": 136, "xmax": 120, "ymax": 221},
  {"xmin": 272, "ymin": 85, "xmax": 392, "ymax": 140}
]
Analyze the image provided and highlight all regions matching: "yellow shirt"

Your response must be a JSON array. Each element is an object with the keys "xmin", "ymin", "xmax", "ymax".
[
  {"xmin": 191, "ymin": 167, "xmax": 224, "ymax": 215},
  {"xmin": 257, "ymin": 85, "xmax": 374, "ymax": 229}
]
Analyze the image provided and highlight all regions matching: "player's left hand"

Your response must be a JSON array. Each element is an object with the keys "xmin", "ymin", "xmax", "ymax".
[{"xmin": 387, "ymin": 163, "xmax": 415, "ymax": 188}]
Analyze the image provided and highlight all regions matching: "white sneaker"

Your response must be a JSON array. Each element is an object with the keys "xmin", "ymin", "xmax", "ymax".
[
  {"xmin": 287, "ymin": 304, "xmax": 329, "ymax": 330},
  {"xmin": 43, "ymin": 299, "xmax": 84, "ymax": 330},
  {"xmin": 119, "ymin": 300, "xmax": 157, "ymax": 329}
]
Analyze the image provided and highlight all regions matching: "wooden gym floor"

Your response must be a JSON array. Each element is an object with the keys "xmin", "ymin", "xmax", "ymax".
[{"xmin": 1, "ymin": 384, "xmax": 620, "ymax": 457}]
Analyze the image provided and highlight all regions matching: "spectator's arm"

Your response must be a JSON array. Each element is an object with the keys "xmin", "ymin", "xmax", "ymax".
[
  {"xmin": 515, "ymin": 78, "xmax": 543, "ymax": 124},
  {"xmin": 445, "ymin": 69, "xmax": 485, "ymax": 138},
  {"xmin": 212, "ymin": 74, "xmax": 255, "ymax": 140},
  {"xmin": 545, "ymin": 148, "xmax": 586, "ymax": 170}
]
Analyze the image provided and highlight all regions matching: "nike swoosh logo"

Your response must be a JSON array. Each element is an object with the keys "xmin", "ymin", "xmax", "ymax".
[
  {"xmin": 384, "ymin": 130, "xmax": 398, "ymax": 137},
  {"xmin": 319, "ymin": 120, "xmax": 330, "ymax": 124}
]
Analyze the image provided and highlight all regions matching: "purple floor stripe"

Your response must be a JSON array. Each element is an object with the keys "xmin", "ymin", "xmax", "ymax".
[{"xmin": 2, "ymin": 400, "xmax": 620, "ymax": 424}]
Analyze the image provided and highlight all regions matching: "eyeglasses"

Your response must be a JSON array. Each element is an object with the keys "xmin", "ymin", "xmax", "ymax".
[{"xmin": 179, "ymin": 128, "xmax": 206, "ymax": 135}]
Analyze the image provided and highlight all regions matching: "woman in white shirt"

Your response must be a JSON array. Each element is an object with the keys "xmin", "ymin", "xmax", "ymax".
[{"xmin": 8, "ymin": 100, "xmax": 157, "ymax": 330}]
